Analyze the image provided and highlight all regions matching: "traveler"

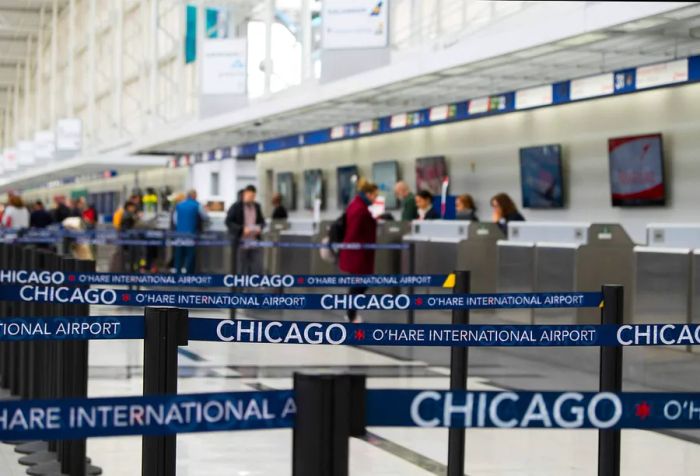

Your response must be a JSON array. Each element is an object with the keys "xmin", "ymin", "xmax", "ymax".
[
  {"xmin": 415, "ymin": 190, "xmax": 439, "ymax": 220},
  {"xmin": 82, "ymin": 201, "xmax": 98, "ymax": 228},
  {"xmin": 455, "ymin": 194, "xmax": 479, "ymax": 221},
  {"xmin": 271, "ymin": 193, "xmax": 288, "ymax": 220},
  {"xmin": 338, "ymin": 181, "xmax": 379, "ymax": 323},
  {"xmin": 172, "ymin": 190, "xmax": 209, "ymax": 274},
  {"xmin": 51, "ymin": 196, "xmax": 71, "ymax": 223},
  {"xmin": 118, "ymin": 201, "xmax": 140, "ymax": 272},
  {"xmin": 225, "ymin": 184, "xmax": 265, "ymax": 274},
  {"xmin": 491, "ymin": 192, "xmax": 525, "ymax": 234},
  {"xmin": 1, "ymin": 194, "xmax": 29, "ymax": 229},
  {"xmin": 30, "ymin": 201, "xmax": 54, "ymax": 228},
  {"xmin": 394, "ymin": 181, "xmax": 418, "ymax": 221}
]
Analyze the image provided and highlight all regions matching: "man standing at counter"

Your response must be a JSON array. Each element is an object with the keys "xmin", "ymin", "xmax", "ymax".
[
  {"xmin": 226, "ymin": 185, "xmax": 265, "ymax": 274},
  {"xmin": 394, "ymin": 181, "xmax": 418, "ymax": 221}
]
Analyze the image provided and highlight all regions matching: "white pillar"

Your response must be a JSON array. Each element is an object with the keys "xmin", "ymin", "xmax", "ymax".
[
  {"xmin": 13, "ymin": 66, "xmax": 20, "ymax": 143},
  {"xmin": 35, "ymin": 7, "xmax": 44, "ymax": 131},
  {"xmin": 24, "ymin": 37, "xmax": 32, "ymax": 139},
  {"xmin": 264, "ymin": 0, "xmax": 274, "ymax": 95},
  {"xmin": 50, "ymin": 0, "xmax": 58, "ymax": 125},
  {"xmin": 176, "ymin": 0, "xmax": 186, "ymax": 118},
  {"xmin": 87, "ymin": 0, "xmax": 97, "ymax": 146},
  {"xmin": 301, "ymin": 0, "xmax": 311, "ymax": 81},
  {"xmin": 149, "ymin": 0, "xmax": 159, "ymax": 127},
  {"xmin": 67, "ymin": 0, "xmax": 76, "ymax": 116},
  {"xmin": 113, "ymin": 0, "xmax": 124, "ymax": 136}
]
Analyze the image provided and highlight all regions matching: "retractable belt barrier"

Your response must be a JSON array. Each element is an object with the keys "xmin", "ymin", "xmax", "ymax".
[
  {"xmin": 1, "ymin": 388, "xmax": 700, "ymax": 441},
  {"xmin": 0, "ymin": 285, "xmax": 603, "ymax": 310},
  {"xmin": 0, "ymin": 270, "xmax": 455, "ymax": 288},
  {"xmin": 2, "ymin": 316, "xmax": 700, "ymax": 348},
  {"xmin": 0, "ymin": 229, "xmax": 409, "ymax": 250}
]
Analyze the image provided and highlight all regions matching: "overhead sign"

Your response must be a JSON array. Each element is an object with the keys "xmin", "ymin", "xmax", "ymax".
[
  {"xmin": 201, "ymin": 39, "xmax": 247, "ymax": 95},
  {"xmin": 515, "ymin": 85, "xmax": 553, "ymax": 110},
  {"xmin": 570, "ymin": 73, "xmax": 614, "ymax": 100},
  {"xmin": 16, "ymin": 141, "xmax": 35, "ymax": 167},
  {"xmin": 2, "ymin": 149, "xmax": 16, "ymax": 171},
  {"xmin": 322, "ymin": 0, "xmax": 389, "ymax": 49},
  {"xmin": 55, "ymin": 118, "xmax": 82, "ymax": 153},
  {"xmin": 636, "ymin": 59, "xmax": 688, "ymax": 90},
  {"xmin": 34, "ymin": 130, "xmax": 55, "ymax": 161}
]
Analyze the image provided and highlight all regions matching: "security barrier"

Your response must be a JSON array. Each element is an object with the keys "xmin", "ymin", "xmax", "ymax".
[{"xmin": 1, "ymin": 243, "xmax": 700, "ymax": 476}]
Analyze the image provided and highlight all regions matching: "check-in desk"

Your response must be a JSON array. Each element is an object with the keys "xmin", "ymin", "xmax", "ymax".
[
  {"xmin": 502, "ymin": 223, "xmax": 634, "ymax": 324},
  {"xmin": 278, "ymin": 220, "xmax": 318, "ymax": 275},
  {"xmin": 308, "ymin": 220, "xmax": 338, "ymax": 276},
  {"xmin": 402, "ymin": 220, "xmax": 504, "ymax": 296},
  {"xmin": 376, "ymin": 220, "xmax": 411, "ymax": 277},
  {"xmin": 195, "ymin": 213, "xmax": 229, "ymax": 274},
  {"xmin": 263, "ymin": 219, "xmax": 290, "ymax": 274},
  {"xmin": 634, "ymin": 225, "xmax": 700, "ymax": 349}
]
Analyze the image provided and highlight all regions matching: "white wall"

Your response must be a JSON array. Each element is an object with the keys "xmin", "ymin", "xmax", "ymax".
[
  {"xmin": 256, "ymin": 81, "xmax": 700, "ymax": 243},
  {"xmin": 191, "ymin": 158, "xmax": 258, "ymax": 210}
]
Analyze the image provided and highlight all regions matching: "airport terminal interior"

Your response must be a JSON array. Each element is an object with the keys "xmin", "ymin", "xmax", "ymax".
[{"xmin": 2, "ymin": 0, "xmax": 700, "ymax": 474}]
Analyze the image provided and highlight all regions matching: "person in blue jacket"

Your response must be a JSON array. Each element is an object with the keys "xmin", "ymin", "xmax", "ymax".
[{"xmin": 172, "ymin": 190, "xmax": 208, "ymax": 273}]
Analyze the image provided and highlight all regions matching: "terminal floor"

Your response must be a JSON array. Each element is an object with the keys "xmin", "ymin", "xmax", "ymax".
[{"xmin": 2, "ymin": 306, "xmax": 700, "ymax": 475}]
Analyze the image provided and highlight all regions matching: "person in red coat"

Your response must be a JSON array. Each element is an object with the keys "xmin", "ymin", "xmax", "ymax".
[{"xmin": 338, "ymin": 181, "xmax": 379, "ymax": 323}]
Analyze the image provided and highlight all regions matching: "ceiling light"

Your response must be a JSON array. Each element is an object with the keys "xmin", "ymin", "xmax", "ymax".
[
  {"xmin": 613, "ymin": 17, "xmax": 669, "ymax": 32},
  {"xmin": 557, "ymin": 32, "xmax": 610, "ymax": 47}
]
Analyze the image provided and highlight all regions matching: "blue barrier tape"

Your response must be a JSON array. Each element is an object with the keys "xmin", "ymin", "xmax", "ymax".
[
  {"xmin": 0, "ymin": 390, "xmax": 295, "ymax": 440},
  {"xmin": 1, "ymin": 389, "xmax": 699, "ymax": 440},
  {"xmin": 1, "ymin": 230, "xmax": 408, "ymax": 250},
  {"xmin": 3, "ymin": 316, "xmax": 700, "ymax": 347},
  {"xmin": 2, "ymin": 286, "xmax": 603, "ymax": 310},
  {"xmin": 0, "ymin": 316, "xmax": 143, "ymax": 341},
  {"xmin": 189, "ymin": 319, "xmax": 700, "ymax": 347},
  {"xmin": 366, "ymin": 390, "xmax": 700, "ymax": 429},
  {"xmin": 0, "ymin": 270, "xmax": 452, "ymax": 288}
]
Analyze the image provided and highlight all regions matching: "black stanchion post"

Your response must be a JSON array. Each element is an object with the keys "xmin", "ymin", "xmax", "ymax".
[
  {"xmin": 229, "ymin": 237, "xmax": 238, "ymax": 320},
  {"xmin": 62, "ymin": 258, "xmax": 100, "ymax": 476},
  {"xmin": 292, "ymin": 372, "xmax": 366, "ymax": 476},
  {"xmin": 447, "ymin": 270, "xmax": 470, "ymax": 476},
  {"xmin": 406, "ymin": 241, "xmax": 416, "ymax": 325},
  {"xmin": 598, "ymin": 285, "xmax": 623, "ymax": 476},
  {"xmin": 141, "ymin": 307, "xmax": 189, "ymax": 476}
]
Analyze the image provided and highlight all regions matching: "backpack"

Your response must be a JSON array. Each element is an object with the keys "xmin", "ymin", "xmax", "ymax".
[
  {"xmin": 328, "ymin": 213, "xmax": 346, "ymax": 245},
  {"xmin": 320, "ymin": 213, "xmax": 346, "ymax": 264}
]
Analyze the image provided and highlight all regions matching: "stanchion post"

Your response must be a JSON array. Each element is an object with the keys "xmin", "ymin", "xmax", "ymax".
[
  {"xmin": 142, "ymin": 307, "xmax": 189, "ymax": 476},
  {"xmin": 598, "ymin": 285, "xmax": 623, "ymax": 476},
  {"xmin": 62, "ymin": 258, "xmax": 97, "ymax": 476},
  {"xmin": 229, "ymin": 236, "xmax": 238, "ymax": 320},
  {"xmin": 447, "ymin": 270, "xmax": 470, "ymax": 476},
  {"xmin": 406, "ymin": 242, "xmax": 416, "ymax": 325},
  {"xmin": 292, "ymin": 372, "xmax": 366, "ymax": 476}
]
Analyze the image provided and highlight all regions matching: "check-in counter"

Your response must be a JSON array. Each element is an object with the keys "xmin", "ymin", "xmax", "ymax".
[
  {"xmin": 278, "ymin": 219, "xmax": 318, "ymax": 275},
  {"xmin": 496, "ymin": 241, "xmax": 536, "ymax": 324},
  {"xmin": 309, "ymin": 220, "xmax": 339, "ymax": 276},
  {"xmin": 402, "ymin": 220, "xmax": 504, "ymax": 295},
  {"xmin": 502, "ymin": 222, "xmax": 634, "ymax": 324},
  {"xmin": 263, "ymin": 219, "xmax": 290, "ymax": 274},
  {"xmin": 635, "ymin": 224, "xmax": 700, "ymax": 352},
  {"xmin": 196, "ymin": 213, "xmax": 229, "ymax": 274},
  {"xmin": 376, "ymin": 220, "xmax": 411, "ymax": 276}
]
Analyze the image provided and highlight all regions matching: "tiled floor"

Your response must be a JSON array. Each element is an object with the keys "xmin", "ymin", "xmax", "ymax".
[{"xmin": 1, "ymin": 307, "xmax": 700, "ymax": 475}]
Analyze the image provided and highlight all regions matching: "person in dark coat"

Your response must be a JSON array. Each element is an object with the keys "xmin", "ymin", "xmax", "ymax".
[
  {"xmin": 338, "ymin": 181, "xmax": 379, "ymax": 323},
  {"xmin": 271, "ymin": 193, "xmax": 288, "ymax": 220},
  {"xmin": 51, "ymin": 196, "xmax": 71, "ymax": 223},
  {"xmin": 415, "ymin": 190, "xmax": 440, "ymax": 220},
  {"xmin": 225, "ymin": 184, "xmax": 265, "ymax": 274},
  {"xmin": 30, "ymin": 201, "xmax": 53, "ymax": 228},
  {"xmin": 491, "ymin": 192, "xmax": 525, "ymax": 234}
]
